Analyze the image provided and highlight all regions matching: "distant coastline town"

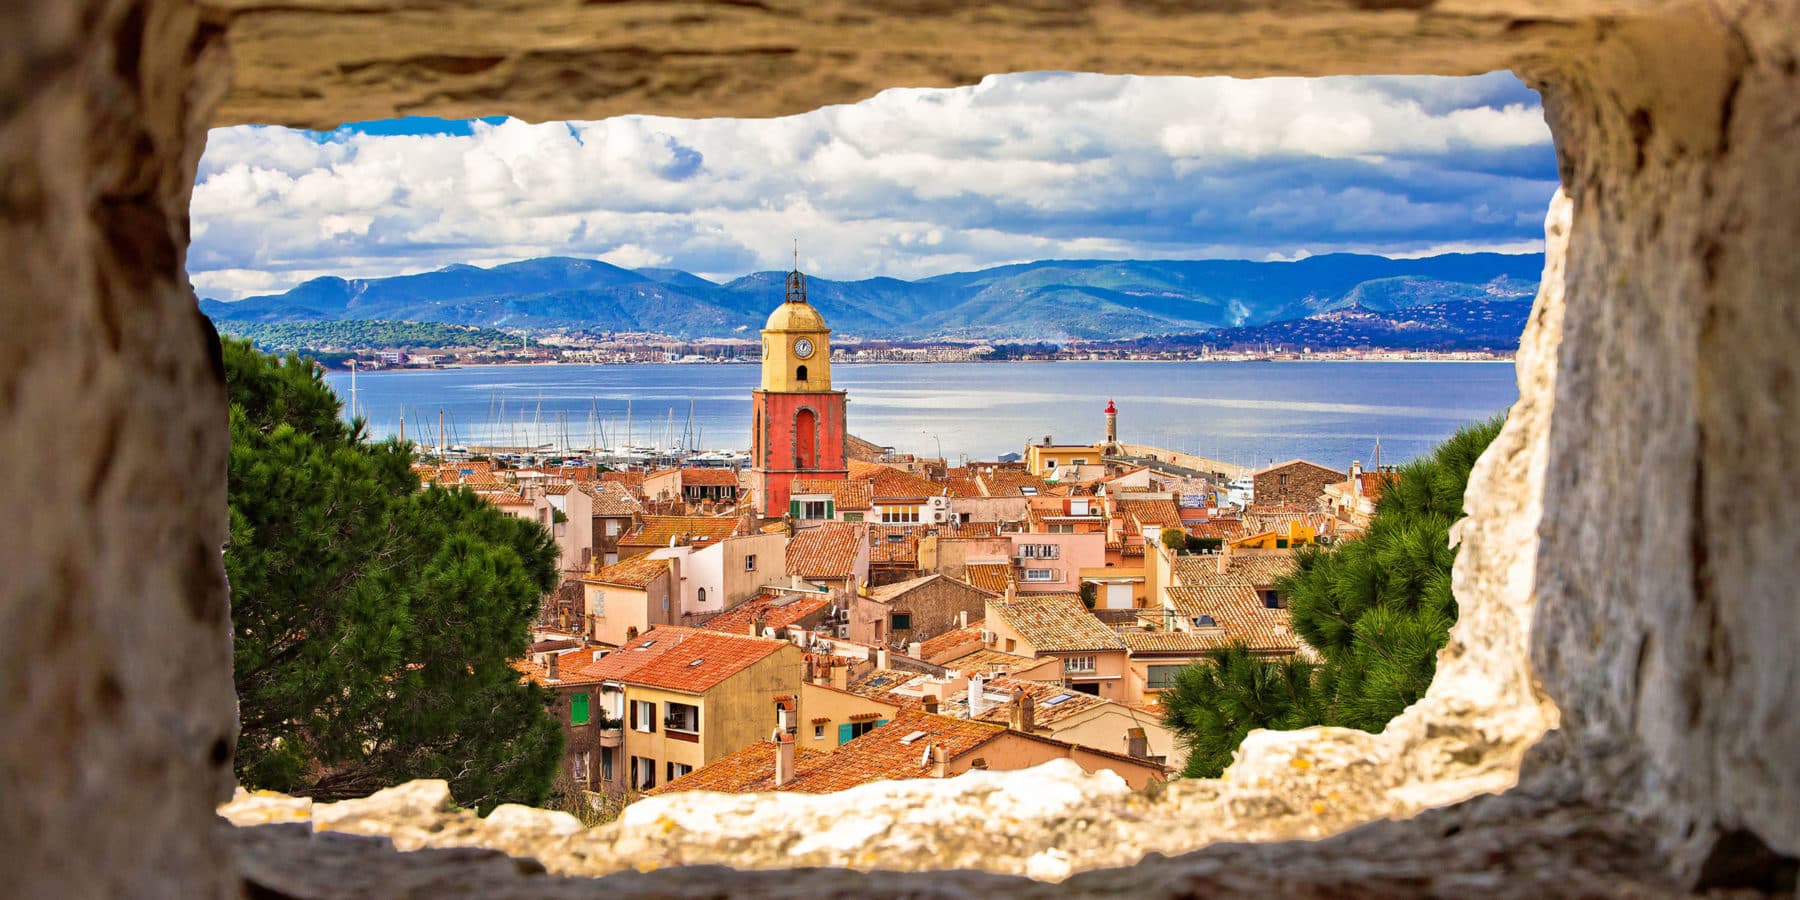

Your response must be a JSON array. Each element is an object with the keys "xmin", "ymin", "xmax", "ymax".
[{"xmin": 224, "ymin": 322, "xmax": 1513, "ymax": 372}]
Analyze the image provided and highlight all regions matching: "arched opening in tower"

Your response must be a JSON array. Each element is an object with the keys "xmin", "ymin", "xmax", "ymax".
[
  {"xmin": 795, "ymin": 408, "xmax": 817, "ymax": 468},
  {"xmin": 796, "ymin": 364, "xmax": 808, "ymax": 382}
]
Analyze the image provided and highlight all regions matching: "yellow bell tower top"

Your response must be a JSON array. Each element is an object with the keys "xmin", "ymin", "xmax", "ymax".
[{"xmin": 760, "ymin": 262, "xmax": 832, "ymax": 392}]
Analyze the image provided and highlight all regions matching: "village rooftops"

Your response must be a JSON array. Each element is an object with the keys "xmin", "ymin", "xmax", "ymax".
[
  {"xmin": 618, "ymin": 514, "xmax": 740, "ymax": 549},
  {"xmin": 1172, "ymin": 552, "xmax": 1298, "ymax": 588},
  {"xmin": 641, "ymin": 739, "xmax": 832, "ymax": 797},
  {"xmin": 790, "ymin": 478, "xmax": 872, "ymax": 511},
  {"xmin": 785, "ymin": 521, "xmax": 865, "ymax": 579},
  {"xmin": 581, "ymin": 481, "xmax": 641, "ymax": 516},
  {"xmin": 917, "ymin": 619, "xmax": 985, "ymax": 660},
  {"xmin": 582, "ymin": 553, "xmax": 670, "ymax": 589},
  {"xmin": 1116, "ymin": 498, "xmax": 1184, "ymax": 530},
  {"xmin": 701, "ymin": 591, "xmax": 831, "ymax": 636},
  {"xmin": 582, "ymin": 626, "xmax": 789, "ymax": 694},
  {"xmin": 991, "ymin": 593, "xmax": 1126, "ymax": 653},
  {"xmin": 1252, "ymin": 458, "xmax": 1347, "ymax": 477},
  {"xmin": 679, "ymin": 467, "xmax": 741, "ymax": 486},
  {"xmin": 848, "ymin": 459, "xmax": 945, "ymax": 500},
  {"xmin": 962, "ymin": 563, "xmax": 1011, "ymax": 594},
  {"xmin": 1164, "ymin": 583, "xmax": 1299, "ymax": 654},
  {"xmin": 967, "ymin": 677, "xmax": 1110, "ymax": 728},
  {"xmin": 938, "ymin": 647, "xmax": 1040, "ymax": 676}
]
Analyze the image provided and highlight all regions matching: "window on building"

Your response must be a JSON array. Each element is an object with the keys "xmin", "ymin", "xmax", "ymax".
[
  {"xmin": 1147, "ymin": 664, "xmax": 1184, "ymax": 689},
  {"xmin": 603, "ymin": 552, "xmax": 618, "ymax": 566},
  {"xmin": 592, "ymin": 592, "xmax": 606, "ymax": 617},
  {"xmin": 605, "ymin": 519, "xmax": 622, "ymax": 537},
  {"xmin": 570, "ymin": 691, "xmax": 590, "ymax": 725},
  {"xmin": 814, "ymin": 724, "xmax": 826, "ymax": 740},
  {"xmin": 1275, "ymin": 538, "xmax": 1290, "ymax": 549},
  {"xmin": 843, "ymin": 512, "xmax": 864, "ymax": 522},
  {"xmin": 1064, "ymin": 655, "xmax": 1097, "ymax": 673},
  {"xmin": 837, "ymin": 718, "xmax": 888, "ymax": 744},
  {"xmin": 796, "ymin": 364, "xmax": 809, "ymax": 381},
  {"xmin": 1071, "ymin": 682, "xmax": 1101, "ymax": 696},
  {"xmin": 600, "ymin": 748, "xmax": 614, "ymax": 783},
  {"xmin": 1279, "ymin": 474, "xmax": 1289, "ymax": 487},
  {"xmin": 881, "ymin": 505, "xmax": 921, "ymax": 524},
  {"xmin": 959, "ymin": 512, "xmax": 971, "ymax": 524},
  {"xmin": 664, "ymin": 702, "xmax": 700, "ymax": 735},
  {"xmin": 696, "ymin": 587, "xmax": 707, "ymax": 604},
  {"xmin": 1072, "ymin": 458, "xmax": 1087, "ymax": 465},
  {"xmin": 1260, "ymin": 589, "xmax": 1285, "ymax": 609},
  {"xmin": 1024, "ymin": 568, "xmax": 1056, "ymax": 582},
  {"xmin": 890, "ymin": 613, "xmax": 912, "ymax": 631},
  {"xmin": 1004, "ymin": 638, "xmax": 1016, "ymax": 652},
  {"xmin": 573, "ymin": 751, "xmax": 590, "ymax": 785},
  {"xmin": 630, "ymin": 700, "xmax": 657, "ymax": 733},
  {"xmin": 1019, "ymin": 543, "xmax": 1059, "ymax": 559},
  {"xmin": 629, "ymin": 755, "xmax": 655, "ymax": 791},
  {"xmin": 1048, "ymin": 523, "xmax": 1074, "ymax": 534},
  {"xmin": 799, "ymin": 499, "xmax": 830, "ymax": 519},
  {"xmin": 744, "ymin": 554, "xmax": 757, "ymax": 571},
  {"xmin": 667, "ymin": 761, "xmax": 693, "ymax": 782},
  {"xmin": 1019, "ymin": 486, "xmax": 1038, "ymax": 496}
]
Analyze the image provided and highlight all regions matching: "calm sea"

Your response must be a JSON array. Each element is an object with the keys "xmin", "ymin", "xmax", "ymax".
[{"xmin": 324, "ymin": 360, "xmax": 1516, "ymax": 467}]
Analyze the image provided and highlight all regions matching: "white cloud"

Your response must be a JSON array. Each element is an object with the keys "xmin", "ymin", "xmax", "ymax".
[{"xmin": 189, "ymin": 72, "xmax": 1556, "ymax": 299}]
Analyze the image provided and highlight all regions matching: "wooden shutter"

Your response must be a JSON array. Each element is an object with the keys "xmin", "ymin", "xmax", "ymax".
[
  {"xmin": 629, "ymin": 700, "xmax": 638, "ymax": 730},
  {"xmin": 571, "ymin": 692, "xmax": 590, "ymax": 725},
  {"xmin": 789, "ymin": 499, "xmax": 800, "ymax": 519},
  {"xmin": 838, "ymin": 723, "xmax": 853, "ymax": 745}
]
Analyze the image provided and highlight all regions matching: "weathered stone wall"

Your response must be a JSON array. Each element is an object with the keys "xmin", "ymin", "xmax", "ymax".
[
  {"xmin": 0, "ymin": 2, "xmax": 237, "ymax": 897},
  {"xmin": 4, "ymin": 0, "xmax": 1798, "ymax": 896},
  {"xmin": 1252, "ymin": 461, "xmax": 1345, "ymax": 508}
]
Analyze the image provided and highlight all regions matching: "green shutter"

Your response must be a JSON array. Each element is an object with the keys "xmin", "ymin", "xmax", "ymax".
[
  {"xmin": 825, "ymin": 500, "xmax": 834, "ymax": 519},
  {"xmin": 875, "ymin": 719, "xmax": 888, "ymax": 728},
  {"xmin": 571, "ymin": 692, "xmax": 590, "ymax": 725},
  {"xmin": 789, "ymin": 499, "xmax": 801, "ymax": 519},
  {"xmin": 838, "ymin": 723, "xmax": 853, "ymax": 745}
]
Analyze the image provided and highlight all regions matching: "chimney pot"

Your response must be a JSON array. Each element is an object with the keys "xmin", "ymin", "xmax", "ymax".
[
  {"xmin": 907, "ymin": 641, "xmax": 922, "ymax": 659},
  {"xmin": 773, "ymin": 728, "xmax": 796, "ymax": 786},
  {"xmin": 546, "ymin": 652, "xmax": 560, "ymax": 683},
  {"xmin": 923, "ymin": 696, "xmax": 940, "ymax": 714}
]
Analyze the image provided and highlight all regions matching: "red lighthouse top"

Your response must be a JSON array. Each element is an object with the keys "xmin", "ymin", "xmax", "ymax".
[{"xmin": 1105, "ymin": 399, "xmax": 1117, "ymax": 414}]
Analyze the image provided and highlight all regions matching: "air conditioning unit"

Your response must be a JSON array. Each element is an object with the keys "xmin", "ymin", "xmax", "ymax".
[
  {"xmin": 981, "ymin": 629, "xmax": 996, "ymax": 643},
  {"xmin": 834, "ymin": 624, "xmax": 850, "ymax": 639}
]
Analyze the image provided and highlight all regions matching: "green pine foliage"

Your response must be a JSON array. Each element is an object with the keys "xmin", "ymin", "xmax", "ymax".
[
  {"xmin": 1162, "ymin": 413, "xmax": 1506, "ymax": 777},
  {"xmin": 223, "ymin": 338, "xmax": 562, "ymax": 811}
]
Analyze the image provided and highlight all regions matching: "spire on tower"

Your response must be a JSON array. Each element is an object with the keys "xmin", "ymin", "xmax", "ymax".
[{"xmin": 785, "ymin": 241, "xmax": 807, "ymax": 304}]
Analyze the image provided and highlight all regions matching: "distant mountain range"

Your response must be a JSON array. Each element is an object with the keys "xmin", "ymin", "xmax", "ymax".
[{"xmin": 198, "ymin": 253, "xmax": 1543, "ymax": 343}]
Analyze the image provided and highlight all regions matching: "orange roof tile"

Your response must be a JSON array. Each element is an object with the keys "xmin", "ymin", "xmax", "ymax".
[
  {"xmin": 939, "ymin": 647, "xmax": 1041, "ymax": 675},
  {"xmin": 962, "ymin": 563, "xmax": 1011, "ymax": 594},
  {"xmin": 970, "ymin": 677, "xmax": 1110, "ymax": 727},
  {"xmin": 583, "ymin": 627, "xmax": 790, "ymax": 694},
  {"xmin": 918, "ymin": 620, "xmax": 985, "ymax": 660},
  {"xmin": 792, "ymin": 477, "xmax": 871, "ymax": 511},
  {"xmin": 643, "ymin": 740, "xmax": 831, "ymax": 796},
  {"xmin": 619, "ymin": 514, "xmax": 739, "ymax": 549},
  {"xmin": 868, "ymin": 524, "xmax": 923, "ymax": 565},
  {"xmin": 581, "ymin": 481, "xmax": 642, "ymax": 517},
  {"xmin": 584, "ymin": 553, "xmax": 671, "ymax": 589},
  {"xmin": 848, "ymin": 460, "xmax": 946, "ymax": 501},
  {"xmin": 680, "ymin": 467, "xmax": 741, "ymax": 486},
  {"xmin": 1164, "ymin": 582, "xmax": 1298, "ymax": 654},
  {"xmin": 701, "ymin": 592, "xmax": 831, "ymax": 636},
  {"xmin": 1117, "ymin": 498, "xmax": 1184, "ymax": 530},
  {"xmin": 778, "ymin": 709, "xmax": 1002, "ymax": 792},
  {"xmin": 786, "ymin": 522, "xmax": 865, "ymax": 579},
  {"xmin": 991, "ymin": 593, "xmax": 1125, "ymax": 653}
]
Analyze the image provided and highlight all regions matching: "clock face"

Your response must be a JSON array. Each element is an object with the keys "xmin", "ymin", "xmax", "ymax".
[{"xmin": 793, "ymin": 338, "xmax": 815, "ymax": 359}]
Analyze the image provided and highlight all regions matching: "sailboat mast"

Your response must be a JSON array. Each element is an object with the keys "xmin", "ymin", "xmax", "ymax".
[
  {"xmin": 438, "ymin": 408, "xmax": 445, "ymax": 458},
  {"xmin": 348, "ymin": 359, "xmax": 358, "ymax": 421}
]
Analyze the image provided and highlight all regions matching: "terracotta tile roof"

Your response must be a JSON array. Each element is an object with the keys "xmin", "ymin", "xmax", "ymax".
[
  {"xmin": 511, "ymin": 650, "xmax": 609, "ymax": 687},
  {"xmin": 1359, "ymin": 471, "xmax": 1399, "ymax": 502},
  {"xmin": 792, "ymin": 477, "xmax": 871, "ymax": 511},
  {"xmin": 643, "ymin": 739, "xmax": 832, "ymax": 796},
  {"xmin": 679, "ymin": 467, "xmax": 741, "ymax": 486},
  {"xmin": 843, "ymin": 668, "xmax": 930, "ymax": 705},
  {"xmin": 1120, "ymin": 629, "xmax": 1240, "ymax": 655},
  {"xmin": 1170, "ymin": 552, "xmax": 1298, "ymax": 589},
  {"xmin": 702, "ymin": 592, "xmax": 831, "ymax": 636},
  {"xmin": 963, "ymin": 563, "xmax": 1011, "ymax": 594},
  {"xmin": 942, "ymin": 472, "xmax": 984, "ymax": 498},
  {"xmin": 542, "ymin": 482, "xmax": 573, "ymax": 496},
  {"xmin": 937, "ymin": 521, "xmax": 1003, "ymax": 539},
  {"xmin": 584, "ymin": 553, "xmax": 671, "ymax": 589},
  {"xmin": 991, "ymin": 593, "xmax": 1125, "ymax": 653},
  {"xmin": 1252, "ymin": 459, "xmax": 1346, "ymax": 478},
  {"xmin": 1117, "ymin": 498, "xmax": 1184, "ymax": 530},
  {"xmin": 486, "ymin": 491, "xmax": 531, "ymax": 506},
  {"xmin": 1164, "ymin": 582, "xmax": 1298, "ymax": 654},
  {"xmin": 601, "ymin": 470, "xmax": 644, "ymax": 491},
  {"xmin": 868, "ymin": 525, "xmax": 923, "ymax": 565},
  {"xmin": 619, "ymin": 514, "xmax": 739, "ymax": 549},
  {"xmin": 918, "ymin": 620, "xmax": 985, "ymax": 660},
  {"xmin": 970, "ymin": 677, "xmax": 1110, "ymax": 727},
  {"xmin": 980, "ymin": 470, "xmax": 1055, "ymax": 498},
  {"xmin": 582, "ymin": 627, "xmax": 789, "ymax": 694},
  {"xmin": 1189, "ymin": 518, "xmax": 1245, "ymax": 540},
  {"xmin": 581, "ymin": 481, "xmax": 641, "ymax": 516},
  {"xmin": 778, "ymin": 709, "xmax": 1003, "ymax": 792},
  {"xmin": 940, "ymin": 647, "xmax": 1040, "ymax": 675},
  {"xmin": 786, "ymin": 522, "xmax": 865, "ymax": 579},
  {"xmin": 848, "ymin": 460, "xmax": 945, "ymax": 501}
]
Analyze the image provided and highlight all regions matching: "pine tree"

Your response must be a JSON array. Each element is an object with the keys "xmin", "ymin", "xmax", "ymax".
[
  {"xmin": 1162, "ymin": 414, "xmax": 1505, "ymax": 774},
  {"xmin": 224, "ymin": 338, "xmax": 562, "ymax": 811}
]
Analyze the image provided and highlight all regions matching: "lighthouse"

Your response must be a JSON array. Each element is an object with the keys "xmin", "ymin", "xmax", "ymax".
[{"xmin": 1104, "ymin": 398, "xmax": 1119, "ymax": 454}]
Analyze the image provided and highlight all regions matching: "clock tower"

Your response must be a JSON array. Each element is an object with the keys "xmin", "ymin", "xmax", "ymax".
[{"xmin": 751, "ymin": 264, "xmax": 848, "ymax": 517}]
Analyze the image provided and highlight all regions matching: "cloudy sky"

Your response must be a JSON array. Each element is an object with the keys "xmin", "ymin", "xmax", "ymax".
[{"xmin": 189, "ymin": 70, "xmax": 1557, "ymax": 301}]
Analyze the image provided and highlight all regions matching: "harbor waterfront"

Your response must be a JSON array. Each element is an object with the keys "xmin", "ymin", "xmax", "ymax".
[{"xmin": 326, "ymin": 359, "xmax": 1516, "ymax": 465}]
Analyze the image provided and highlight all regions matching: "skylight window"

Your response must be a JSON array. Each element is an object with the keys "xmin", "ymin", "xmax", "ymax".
[
  {"xmin": 898, "ymin": 730, "xmax": 929, "ymax": 744},
  {"xmin": 688, "ymin": 658, "xmax": 704, "ymax": 667},
  {"xmin": 1043, "ymin": 693, "xmax": 1076, "ymax": 706}
]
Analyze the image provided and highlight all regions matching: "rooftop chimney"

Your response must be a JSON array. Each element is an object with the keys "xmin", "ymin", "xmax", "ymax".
[
  {"xmin": 923, "ymin": 695, "xmax": 940, "ymax": 714},
  {"xmin": 876, "ymin": 647, "xmax": 890, "ymax": 670},
  {"xmin": 1349, "ymin": 460, "xmax": 1363, "ymax": 498},
  {"xmin": 907, "ymin": 641, "xmax": 922, "ymax": 659},
  {"xmin": 929, "ymin": 742, "xmax": 949, "ymax": 779},
  {"xmin": 831, "ymin": 661, "xmax": 848, "ymax": 691},
  {"xmin": 958, "ymin": 610, "xmax": 969, "ymax": 629},
  {"xmin": 545, "ymin": 652, "xmax": 560, "ymax": 683},
  {"xmin": 1126, "ymin": 727, "xmax": 1149, "ymax": 759},
  {"xmin": 967, "ymin": 674, "xmax": 987, "ymax": 718},
  {"xmin": 773, "ymin": 728, "xmax": 795, "ymax": 786},
  {"xmin": 1010, "ymin": 687, "xmax": 1035, "ymax": 733}
]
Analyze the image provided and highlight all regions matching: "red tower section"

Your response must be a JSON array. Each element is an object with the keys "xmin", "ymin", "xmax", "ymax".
[{"xmin": 751, "ymin": 389, "xmax": 848, "ymax": 516}]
